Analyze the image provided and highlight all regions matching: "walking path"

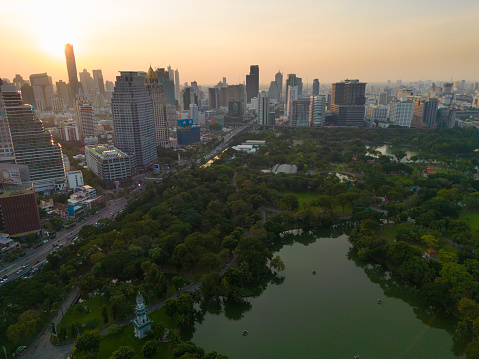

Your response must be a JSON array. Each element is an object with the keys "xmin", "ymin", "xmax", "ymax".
[{"xmin": 22, "ymin": 287, "xmax": 80, "ymax": 359}]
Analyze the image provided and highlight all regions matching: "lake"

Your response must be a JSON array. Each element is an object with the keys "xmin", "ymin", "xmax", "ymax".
[{"xmin": 191, "ymin": 232, "xmax": 463, "ymax": 358}]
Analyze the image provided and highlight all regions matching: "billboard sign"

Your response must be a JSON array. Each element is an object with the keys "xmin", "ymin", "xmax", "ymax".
[
  {"xmin": 152, "ymin": 164, "xmax": 160, "ymax": 173},
  {"xmin": 177, "ymin": 119, "xmax": 194, "ymax": 127},
  {"xmin": 0, "ymin": 165, "xmax": 23, "ymax": 184}
]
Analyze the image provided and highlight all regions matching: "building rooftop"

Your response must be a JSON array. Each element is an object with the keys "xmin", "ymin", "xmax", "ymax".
[
  {"xmin": 272, "ymin": 164, "xmax": 298, "ymax": 174},
  {"xmin": 87, "ymin": 145, "xmax": 128, "ymax": 158},
  {"xmin": 0, "ymin": 187, "xmax": 35, "ymax": 199}
]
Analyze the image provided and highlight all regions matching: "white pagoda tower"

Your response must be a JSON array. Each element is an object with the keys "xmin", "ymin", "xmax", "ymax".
[{"xmin": 132, "ymin": 292, "xmax": 152, "ymax": 338}]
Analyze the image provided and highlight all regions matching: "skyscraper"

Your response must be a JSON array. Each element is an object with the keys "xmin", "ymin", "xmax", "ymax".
[
  {"xmin": 208, "ymin": 87, "xmax": 219, "ymax": 110},
  {"xmin": 275, "ymin": 71, "xmax": 283, "ymax": 99},
  {"xmin": 92, "ymin": 70, "xmax": 105, "ymax": 95},
  {"xmin": 0, "ymin": 81, "xmax": 15, "ymax": 162},
  {"xmin": 56, "ymin": 80, "xmax": 72, "ymax": 107},
  {"xmin": 0, "ymin": 85, "xmax": 65, "ymax": 191},
  {"xmin": 290, "ymin": 99, "xmax": 311, "ymax": 127},
  {"xmin": 79, "ymin": 69, "xmax": 94, "ymax": 99},
  {"xmin": 145, "ymin": 67, "xmax": 169, "ymax": 148},
  {"xmin": 258, "ymin": 91, "xmax": 269, "ymax": 126},
  {"xmin": 285, "ymin": 74, "xmax": 303, "ymax": 105},
  {"xmin": 246, "ymin": 65, "xmax": 259, "ymax": 103},
  {"xmin": 309, "ymin": 95, "xmax": 326, "ymax": 127},
  {"xmin": 412, "ymin": 98, "xmax": 438, "ymax": 128},
  {"xmin": 77, "ymin": 102, "xmax": 95, "ymax": 139},
  {"xmin": 268, "ymin": 81, "xmax": 280, "ymax": 102},
  {"xmin": 331, "ymin": 79, "xmax": 366, "ymax": 127},
  {"xmin": 111, "ymin": 72, "xmax": 157, "ymax": 171},
  {"xmin": 312, "ymin": 79, "xmax": 320, "ymax": 96},
  {"xmin": 65, "ymin": 44, "xmax": 82, "ymax": 98},
  {"xmin": 174, "ymin": 69, "xmax": 180, "ymax": 102},
  {"xmin": 29, "ymin": 73, "xmax": 54, "ymax": 111},
  {"xmin": 155, "ymin": 68, "xmax": 176, "ymax": 106}
]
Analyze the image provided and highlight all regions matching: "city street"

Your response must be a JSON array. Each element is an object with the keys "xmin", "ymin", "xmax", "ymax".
[{"xmin": 0, "ymin": 197, "xmax": 128, "ymax": 285}]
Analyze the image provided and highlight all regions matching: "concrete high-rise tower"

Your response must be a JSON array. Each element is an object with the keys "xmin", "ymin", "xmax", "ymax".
[
  {"xmin": 331, "ymin": 79, "xmax": 366, "ymax": 127},
  {"xmin": 29, "ymin": 73, "xmax": 54, "ymax": 111},
  {"xmin": 65, "ymin": 44, "xmax": 82, "ymax": 98},
  {"xmin": 275, "ymin": 71, "xmax": 283, "ymax": 99},
  {"xmin": 246, "ymin": 65, "xmax": 259, "ymax": 103},
  {"xmin": 111, "ymin": 72, "xmax": 157, "ymax": 171},
  {"xmin": 174, "ymin": 69, "xmax": 180, "ymax": 102},
  {"xmin": 77, "ymin": 102, "xmax": 95, "ymax": 139},
  {"xmin": 285, "ymin": 74, "xmax": 302, "ymax": 105},
  {"xmin": 0, "ymin": 85, "xmax": 65, "ymax": 191},
  {"xmin": 145, "ymin": 67, "xmax": 169, "ymax": 148},
  {"xmin": 92, "ymin": 70, "xmax": 105, "ymax": 95},
  {"xmin": 258, "ymin": 91, "xmax": 269, "ymax": 126},
  {"xmin": 312, "ymin": 79, "xmax": 320, "ymax": 96}
]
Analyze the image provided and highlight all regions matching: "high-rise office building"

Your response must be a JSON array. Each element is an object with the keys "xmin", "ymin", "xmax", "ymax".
[
  {"xmin": 412, "ymin": 98, "xmax": 438, "ymax": 128},
  {"xmin": 389, "ymin": 98, "xmax": 414, "ymax": 127},
  {"xmin": 77, "ymin": 102, "xmax": 95, "ymax": 139},
  {"xmin": 155, "ymin": 68, "xmax": 176, "ymax": 105},
  {"xmin": 105, "ymin": 81, "xmax": 114, "ymax": 92},
  {"xmin": 443, "ymin": 83, "xmax": 453, "ymax": 94},
  {"xmin": 190, "ymin": 104, "xmax": 199, "ymax": 123},
  {"xmin": 331, "ymin": 79, "xmax": 366, "ymax": 127},
  {"xmin": 309, "ymin": 95, "xmax": 326, "ymax": 127},
  {"xmin": 258, "ymin": 91, "xmax": 269, "ymax": 125},
  {"xmin": 79, "ymin": 69, "xmax": 95, "ymax": 99},
  {"xmin": 182, "ymin": 87, "xmax": 191, "ymax": 111},
  {"xmin": 286, "ymin": 85, "xmax": 299, "ymax": 118},
  {"xmin": 12, "ymin": 75, "xmax": 25, "ymax": 91},
  {"xmin": 285, "ymin": 74, "xmax": 303, "ymax": 105},
  {"xmin": 275, "ymin": 71, "xmax": 283, "ymax": 99},
  {"xmin": 268, "ymin": 81, "xmax": 281, "ymax": 102},
  {"xmin": 174, "ymin": 69, "xmax": 181, "ymax": 102},
  {"xmin": 246, "ymin": 65, "xmax": 259, "ymax": 103},
  {"xmin": 145, "ymin": 67, "xmax": 169, "ymax": 148},
  {"xmin": 20, "ymin": 85, "xmax": 36, "ymax": 108},
  {"xmin": 92, "ymin": 70, "xmax": 105, "ymax": 95},
  {"xmin": 56, "ymin": 80, "xmax": 72, "ymax": 107},
  {"xmin": 0, "ymin": 85, "xmax": 65, "ymax": 192},
  {"xmin": 0, "ymin": 81, "xmax": 15, "ymax": 162},
  {"xmin": 65, "ymin": 44, "xmax": 82, "ymax": 98},
  {"xmin": 111, "ymin": 72, "xmax": 157, "ymax": 171},
  {"xmin": 312, "ymin": 79, "xmax": 320, "ymax": 96},
  {"xmin": 290, "ymin": 99, "xmax": 311, "ymax": 127},
  {"xmin": 208, "ymin": 88, "xmax": 219, "ymax": 110},
  {"xmin": 29, "ymin": 73, "xmax": 54, "ymax": 111}
]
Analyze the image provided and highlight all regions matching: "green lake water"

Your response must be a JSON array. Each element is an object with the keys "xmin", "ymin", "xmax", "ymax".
[{"xmin": 191, "ymin": 233, "xmax": 463, "ymax": 358}]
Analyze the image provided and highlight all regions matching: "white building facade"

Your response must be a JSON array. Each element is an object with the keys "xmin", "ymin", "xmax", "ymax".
[{"xmin": 389, "ymin": 99, "xmax": 414, "ymax": 127}]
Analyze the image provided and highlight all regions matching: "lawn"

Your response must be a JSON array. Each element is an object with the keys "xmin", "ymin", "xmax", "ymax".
[
  {"xmin": 460, "ymin": 210, "xmax": 479, "ymax": 231},
  {"xmin": 281, "ymin": 190, "xmax": 317, "ymax": 208},
  {"xmin": 99, "ymin": 307, "xmax": 175, "ymax": 359},
  {"xmin": 60, "ymin": 295, "xmax": 110, "ymax": 334}
]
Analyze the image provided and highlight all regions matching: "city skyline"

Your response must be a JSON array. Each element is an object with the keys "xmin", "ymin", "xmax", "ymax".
[{"xmin": 1, "ymin": 0, "xmax": 479, "ymax": 86}]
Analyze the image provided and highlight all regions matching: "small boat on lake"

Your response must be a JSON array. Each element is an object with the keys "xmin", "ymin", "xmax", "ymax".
[
  {"xmin": 312, "ymin": 270, "xmax": 316, "ymax": 275},
  {"xmin": 242, "ymin": 330, "xmax": 249, "ymax": 336}
]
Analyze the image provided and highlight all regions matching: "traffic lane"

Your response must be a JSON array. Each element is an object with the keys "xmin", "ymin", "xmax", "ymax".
[{"xmin": 2, "ymin": 199, "xmax": 128, "ymax": 279}]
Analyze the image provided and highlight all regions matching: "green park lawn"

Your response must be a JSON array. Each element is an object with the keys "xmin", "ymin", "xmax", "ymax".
[
  {"xmin": 459, "ymin": 210, "xmax": 479, "ymax": 231},
  {"xmin": 98, "ymin": 307, "xmax": 175, "ymax": 359},
  {"xmin": 60, "ymin": 295, "xmax": 109, "ymax": 334}
]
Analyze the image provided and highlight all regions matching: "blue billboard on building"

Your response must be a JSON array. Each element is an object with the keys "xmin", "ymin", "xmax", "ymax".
[
  {"xmin": 177, "ymin": 119, "xmax": 194, "ymax": 127},
  {"xmin": 177, "ymin": 126, "xmax": 200, "ymax": 146}
]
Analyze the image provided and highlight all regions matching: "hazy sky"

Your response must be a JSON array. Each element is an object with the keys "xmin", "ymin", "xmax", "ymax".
[{"xmin": 2, "ymin": 0, "xmax": 478, "ymax": 87}]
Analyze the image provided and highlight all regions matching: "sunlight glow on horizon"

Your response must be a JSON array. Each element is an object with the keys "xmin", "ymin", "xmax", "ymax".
[{"xmin": 1, "ymin": 0, "xmax": 478, "ymax": 85}]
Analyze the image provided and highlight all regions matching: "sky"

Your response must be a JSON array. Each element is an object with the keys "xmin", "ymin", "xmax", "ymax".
[{"xmin": 1, "ymin": 0, "xmax": 478, "ymax": 87}]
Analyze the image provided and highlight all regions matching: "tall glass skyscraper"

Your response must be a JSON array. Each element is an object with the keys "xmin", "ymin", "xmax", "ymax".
[
  {"xmin": 111, "ymin": 72, "xmax": 157, "ymax": 171},
  {"xmin": 65, "ymin": 44, "xmax": 82, "ymax": 97}
]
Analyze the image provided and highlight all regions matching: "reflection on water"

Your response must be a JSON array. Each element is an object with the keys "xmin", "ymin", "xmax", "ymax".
[{"xmin": 191, "ymin": 230, "xmax": 463, "ymax": 358}]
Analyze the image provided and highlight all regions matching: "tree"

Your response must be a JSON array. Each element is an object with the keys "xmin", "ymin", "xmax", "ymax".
[
  {"xmin": 282, "ymin": 194, "xmax": 299, "ymax": 210},
  {"xmin": 142, "ymin": 340, "xmax": 157, "ymax": 358},
  {"xmin": 101, "ymin": 304, "xmax": 108, "ymax": 324},
  {"xmin": 109, "ymin": 346, "xmax": 135, "ymax": 359},
  {"xmin": 49, "ymin": 217, "xmax": 65, "ymax": 231},
  {"xmin": 269, "ymin": 255, "xmax": 285, "ymax": 272},
  {"xmin": 75, "ymin": 330, "xmax": 100, "ymax": 357}
]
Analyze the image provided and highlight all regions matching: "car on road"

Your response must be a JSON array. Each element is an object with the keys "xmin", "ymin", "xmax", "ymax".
[
  {"xmin": 34, "ymin": 260, "xmax": 39, "ymax": 265},
  {"xmin": 16, "ymin": 269, "xmax": 22, "ymax": 274}
]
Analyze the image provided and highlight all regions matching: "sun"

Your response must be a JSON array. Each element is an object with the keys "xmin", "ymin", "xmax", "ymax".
[{"xmin": 36, "ymin": 19, "xmax": 79, "ymax": 59}]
